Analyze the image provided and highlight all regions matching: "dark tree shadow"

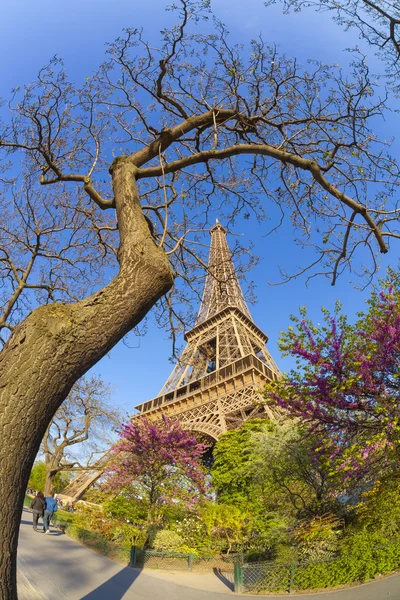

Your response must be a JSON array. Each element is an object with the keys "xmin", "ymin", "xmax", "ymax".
[
  {"xmin": 79, "ymin": 567, "xmax": 142, "ymax": 600},
  {"xmin": 20, "ymin": 519, "xmax": 36, "ymax": 526},
  {"xmin": 212, "ymin": 568, "xmax": 234, "ymax": 592}
]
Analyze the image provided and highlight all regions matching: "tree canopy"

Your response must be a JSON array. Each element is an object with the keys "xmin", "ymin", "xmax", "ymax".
[{"xmin": 270, "ymin": 1, "xmax": 400, "ymax": 88}]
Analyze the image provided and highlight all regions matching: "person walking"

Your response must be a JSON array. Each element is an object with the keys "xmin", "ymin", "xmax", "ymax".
[
  {"xmin": 31, "ymin": 491, "xmax": 45, "ymax": 531},
  {"xmin": 43, "ymin": 492, "xmax": 58, "ymax": 535}
]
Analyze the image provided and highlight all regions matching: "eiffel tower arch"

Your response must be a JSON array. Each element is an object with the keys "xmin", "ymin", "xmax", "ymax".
[{"xmin": 60, "ymin": 222, "xmax": 280, "ymax": 501}]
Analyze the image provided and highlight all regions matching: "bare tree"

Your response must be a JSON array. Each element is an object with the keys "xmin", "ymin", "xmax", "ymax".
[
  {"xmin": 42, "ymin": 375, "xmax": 120, "ymax": 496},
  {"xmin": 1, "ymin": 1, "xmax": 400, "ymax": 596},
  {"xmin": 271, "ymin": 0, "xmax": 400, "ymax": 85},
  {"xmin": 0, "ymin": 176, "xmax": 116, "ymax": 343}
]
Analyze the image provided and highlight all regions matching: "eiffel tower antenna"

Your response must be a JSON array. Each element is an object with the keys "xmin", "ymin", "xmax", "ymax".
[
  {"xmin": 196, "ymin": 221, "xmax": 251, "ymax": 325},
  {"xmin": 60, "ymin": 223, "xmax": 280, "ymax": 501}
]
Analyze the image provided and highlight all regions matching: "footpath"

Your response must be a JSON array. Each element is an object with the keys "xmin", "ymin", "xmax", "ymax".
[
  {"xmin": 18, "ymin": 507, "xmax": 400, "ymax": 599},
  {"xmin": 18, "ymin": 564, "xmax": 47, "ymax": 600}
]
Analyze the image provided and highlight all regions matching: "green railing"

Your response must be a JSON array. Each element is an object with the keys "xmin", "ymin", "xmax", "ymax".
[
  {"xmin": 131, "ymin": 547, "xmax": 195, "ymax": 571},
  {"xmin": 235, "ymin": 559, "xmax": 330, "ymax": 594}
]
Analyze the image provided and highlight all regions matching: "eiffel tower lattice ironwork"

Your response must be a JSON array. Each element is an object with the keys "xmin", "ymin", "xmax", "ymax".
[
  {"xmin": 60, "ymin": 222, "xmax": 280, "ymax": 501},
  {"xmin": 133, "ymin": 221, "xmax": 281, "ymax": 439}
]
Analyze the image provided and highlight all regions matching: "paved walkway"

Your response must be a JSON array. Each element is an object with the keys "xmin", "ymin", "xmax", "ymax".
[
  {"xmin": 18, "ymin": 508, "xmax": 400, "ymax": 599},
  {"xmin": 18, "ymin": 565, "xmax": 47, "ymax": 600}
]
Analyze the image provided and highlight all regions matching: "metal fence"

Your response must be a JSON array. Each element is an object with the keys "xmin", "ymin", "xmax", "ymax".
[
  {"xmin": 192, "ymin": 553, "xmax": 237, "ymax": 573},
  {"xmin": 132, "ymin": 547, "xmax": 194, "ymax": 570},
  {"xmin": 234, "ymin": 539, "xmax": 400, "ymax": 595},
  {"xmin": 234, "ymin": 559, "xmax": 333, "ymax": 594},
  {"xmin": 22, "ymin": 499, "xmax": 328, "ymax": 592},
  {"xmin": 238, "ymin": 561, "xmax": 293, "ymax": 594},
  {"xmin": 131, "ymin": 546, "xmax": 238, "ymax": 574}
]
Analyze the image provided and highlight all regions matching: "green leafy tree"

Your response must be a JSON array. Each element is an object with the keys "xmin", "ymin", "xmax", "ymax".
[
  {"xmin": 103, "ymin": 495, "xmax": 147, "ymax": 525},
  {"xmin": 211, "ymin": 420, "xmax": 297, "ymax": 554},
  {"xmin": 212, "ymin": 419, "xmax": 336, "ymax": 518},
  {"xmin": 28, "ymin": 463, "xmax": 46, "ymax": 492},
  {"xmin": 28, "ymin": 462, "xmax": 69, "ymax": 494},
  {"xmin": 211, "ymin": 419, "xmax": 267, "ymax": 507},
  {"xmin": 245, "ymin": 420, "xmax": 337, "ymax": 517}
]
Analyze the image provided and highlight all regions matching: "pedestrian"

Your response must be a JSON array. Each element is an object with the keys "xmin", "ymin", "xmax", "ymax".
[
  {"xmin": 31, "ymin": 491, "xmax": 45, "ymax": 532},
  {"xmin": 43, "ymin": 492, "xmax": 58, "ymax": 535}
]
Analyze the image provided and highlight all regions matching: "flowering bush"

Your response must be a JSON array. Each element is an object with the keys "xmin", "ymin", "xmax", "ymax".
[
  {"xmin": 266, "ymin": 276, "xmax": 400, "ymax": 483},
  {"xmin": 106, "ymin": 416, "xmax": 208, "ymax": 529},
  {"xmin": 174, "ymin": 515, "xmax": 209, "ymax": 550},
  {"xmin": 72, "ymin": 505, "xmax": 116, "ymax": 539}
]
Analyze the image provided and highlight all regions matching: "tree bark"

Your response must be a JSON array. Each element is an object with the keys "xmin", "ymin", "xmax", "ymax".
[
  {"xmin": 44, "ymin": 463, "xmax": 57, "ymax": 497},
  {"xmin": 0, "ymin": 159, "xmax": 173, "ymax": 600}
]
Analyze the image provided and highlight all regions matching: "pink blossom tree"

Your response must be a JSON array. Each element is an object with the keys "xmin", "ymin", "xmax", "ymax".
[
  {"xmin": 106, "ymin": 416, "xmax": 208, "ymax": 539},
  {"xmin": 267, "ymin": 275, "xmax": 400, "ymax": 482}
]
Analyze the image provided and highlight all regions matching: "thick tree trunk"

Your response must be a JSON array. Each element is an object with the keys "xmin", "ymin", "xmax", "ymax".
[
  {"xmin": 0, "ymin": 160, "xmax": 173, "ymax": 600},
  {"xmin": 44, "ymin": 466, "xmax": 57, "ymax": 497}
]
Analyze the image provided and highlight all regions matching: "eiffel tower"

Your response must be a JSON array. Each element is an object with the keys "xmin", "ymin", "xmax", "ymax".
[
  {"xmin": 133, "ymin": 221, "xmax": 280, "ymax": 438},
  {"xmin": 60, "ymin": 222, "xmax": 280, "ymax": 501}
]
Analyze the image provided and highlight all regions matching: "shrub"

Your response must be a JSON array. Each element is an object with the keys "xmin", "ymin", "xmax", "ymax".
[
  {"xmin": 152, "ymin": 530, "xmax": 184, "ymax": 552},
  {"xmin": 112, "ymin": 524, "xmax": 146, "ymax": 549},
  {"xmin": 355, "ymin": 476, "xmax": 400, "ymax": 536},
  {"xmin": 293, "ymin": 530, "xmax": 400, "ymax": 590},
  {"xmin": 179, "ymin": 544, "xmax": 199, "ymax": 556},
  {"xmin": 274, "ymin": 544, "xmax": 299, "ymax": 564},
  {"xmin": 293, "ymin": 514, "xmax": 343, "ymax": 561},
  {"xmin": 201, "ymin": 503, "xmax": 252, "ymax": 555},
  {"xmin": 174, "ymin": 515, "xmax": 210, "ymax": 551},
  {"xmin": 73, "ymin": 506, "xmax": 115, "ymax": 539}
]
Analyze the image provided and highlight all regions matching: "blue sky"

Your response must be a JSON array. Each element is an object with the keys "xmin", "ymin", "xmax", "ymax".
[{"xmin": 1, "ymin": 0, "xmax": 398, "ymax": 414}]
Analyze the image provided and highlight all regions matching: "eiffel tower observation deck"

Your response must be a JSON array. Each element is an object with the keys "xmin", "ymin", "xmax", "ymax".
[
  {"xmin": 133, "ymin": 221, "xmax": 281, "ymax": 440},
  {"xmin": 60, "ymin": 222, "xmax": 280, "ymax": 501}
]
